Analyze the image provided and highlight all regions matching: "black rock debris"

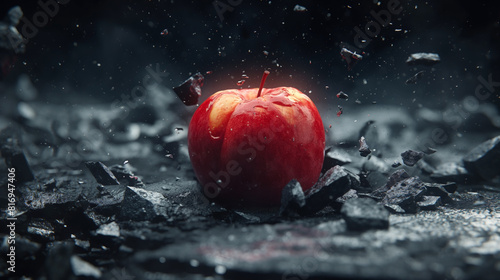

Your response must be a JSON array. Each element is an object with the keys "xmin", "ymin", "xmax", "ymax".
[
  {"xmin": 381, "ymin": 176, "xmax": 427, "ymax": 213},
  {"xmin": 301, "ymin": 166, "xmax": 360, "ymax": 214},
  {"xmin": 172, "ymin": 72, "xmax": 204, "ymax": 106},
  {"xmin": 1, "ymin": 146, "xmax": 35, "ymax": 182},
  {"xmin": 462, "ymin": 135, "xmax": 500, "ymax": 181},
  {"xmin": 85, "ymin": 161, "xmax": 120, "ymax": 186},
  {"xmin": 359, "ymin": 136, "xmax": 371, "ymax": 157},
  {"xmin": 417, "ymin": 196, "xmax": 442, "ymax": 210},
  {"xmin": 340, "ymin": 47, "xmax": 363, "ymax": 70},
  {"xmin": 322, "ymin": 146, "xmax": 352, "ymax": 172},
  {"xmin": 279, "ymin": 179, "xmax": 306, "ymax": 217},
  {"xmin": 341, "ymin": 198, "xmax": 390, "ymax": 231},
  {"xmin": 401, "ymin": 149, "xmax": 425, "ymax": 166}
]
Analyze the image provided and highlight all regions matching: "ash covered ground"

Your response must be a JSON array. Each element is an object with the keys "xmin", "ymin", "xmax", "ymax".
[{"xmin": 1, "ymin": 1, "xmax": 500, "ymax": 279}]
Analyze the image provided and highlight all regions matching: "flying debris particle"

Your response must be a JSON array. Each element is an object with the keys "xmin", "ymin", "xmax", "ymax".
[
  {"xmin": 241, "ymin": 74, "xmax": 249, "ymax": 79},
  {"xmin": 406, "ymin": 53, "xmax": 441, "ymax": 66},
  {"xmin": 173, "ymin": 72, "xmax": 204, "ymax": 106},
  {"xmin": 405, "ymin": 71, "xmax": 425, "ymax": 84},
  {"xmin": 160, "ymin": 29, "xmax": 168, "ymax": 36},
  {"xmin": 337, "ymin": 91, "xmax": 349, "ymax": 99},
  {"xmin": 401, "ymin": 150, "xmax": 425, "ymax": 166},
  {"xmin": 340, "ymin": 47, "xmax": 363, "ymax": 70},
  {"xmin": 392, "ymin": 161, "xmax": 402, "ymax": 168},
  {"xmin": 359, "ymin": 136, "xmax": 371, "ymax": 157},
  {"xmin": 293, "ymin": 5, "xmax": 308, "ymax": 12},
  {"xmin": 355, "ymin": 99, "xmax": 361, "ymax": 104},
  {"xmin": 205, "ymin": 71, "xmax": 213, "ymax": 75},
  {"xmin": 237, "ymin": 80, "xmax": 245, "ymax": 86},
  {"xmin": 337, "ymin": 105, "xmax": 343, "ymax": 117},
  {"xmin": 166, "ymin": 154, "xmax": 174, "ymax": 159},
  {"xmin": 263, "ymin": 50, "xmax": 269, "ymax": 56}
]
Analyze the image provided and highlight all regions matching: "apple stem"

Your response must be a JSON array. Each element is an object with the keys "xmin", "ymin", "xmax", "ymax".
[{"xmin": 257, "ymin": 70, "xmax": 270, "ymax": 98}]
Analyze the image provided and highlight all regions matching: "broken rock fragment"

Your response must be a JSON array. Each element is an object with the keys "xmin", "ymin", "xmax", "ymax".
[
  {"xmin": 341, "ymin": 198, "xmax": 389, "ymax": 231},
  {"xmin": 1, "ymin": 145, "xmax": 35, "ymax": 182},
  {"xmin": 120, "ymin": 186, "xmax": 170, "ymax": 221},
  {"xmin": 417, "ymin": 196, "xmax": 442, "ymax": 210},
  {"xmin": 85, "ymin": 161, "xmax": 120, "ymax": 185},
  {"xmin": 381, "ymin": 176, "xmax": 427, "ymax": 213},
  {"xmin": 372, "ymin": 169, "xmax": 410, "ymax": 198},
  {"xmin": 424, "ymin": 182, "xmax": 456, "ymax": 203},
  {"xmin": 173, "ymin": 72, "xmax": 204, "ymax": 106},
  {"xmin": 359, "ymin": 136, "xmax": 371, "ymax": 157},
  {"xmin": 110, "ymin": 164, "xmax": 144, "ymax": 186},
  {"xmin": 301, "ymin": 166, "xmax": 359, "ymax": 214},
  {"xmin": 401, "ymin": 149, "xmax": 424, "ymax": 166},
  {"xmin": 462, "ymin": 135, "xmax": 500, "ymax": 181},
  {"xmin": 406, "ymin": 53, "xmax": 440, "ymax": 66},
  {"xmin": 322, "ymin": 146, "xmax": 352, "ymax": 172},
  {"xmin": 279, "ymin": 179, "xmax": 305, "ymax": 217}
]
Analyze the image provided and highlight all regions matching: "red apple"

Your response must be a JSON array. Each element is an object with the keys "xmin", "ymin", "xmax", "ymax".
[{"xmin": 188, "ymin": 71, "xmax": 325, "ymax": 207}]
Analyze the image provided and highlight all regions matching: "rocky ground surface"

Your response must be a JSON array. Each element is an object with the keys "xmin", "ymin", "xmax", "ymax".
[{"xmin": 1, "ymin": 85, "xmax": 500, "ymax": 280}]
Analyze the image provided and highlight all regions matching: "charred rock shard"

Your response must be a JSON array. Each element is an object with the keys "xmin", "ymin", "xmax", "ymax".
[
  {"xmin": 341, "ymin": 47, "xmax": 363, "ymax": 70},
  {"xmin": 109, "ymin": 164, "xmax": 144, "ymax": 186},
  {"xmin": 406, "ymin": 53, "xmax": 440, "ymax": 66},
  {"xmin": 341, "ymin": 198, "xmax": 389, "ymax": 231},
  {"xmin": 381, "ymin": 176, "xmax": 427, "ymax": 213},
  {"xmin": 463, "ymin": 135, "xmax": 500, "ymax": 181},
  {"xmin": 1, "ymin": 146, "xmax": 35, "ymax": 182},
  {"xmin": 120, "ymin": 186, "xmax": 170, "ymax": 221},
  {"xmin": 322, "ymin": 146, "xmax": 352, "ymax": 172},
  {"xmin": 302, "ymin": 166, "xmax": 359, "ymax": 214},
  {"xmin": 359, "ymin": 136, "xmax": 371, "ymax": 157},
  {"xmin": 401, "ymin": 150, "xmax": 424, "ymax": 166},
  {"xmin": 392, "ymin": 161, "xmax": 402, "ymax": 168},
  {"xmin": 173, "ymin": 72, "xmax": 204, "ymax": 106},
  {"xmin": 85, "ymin": 161, "xmax": 120, "ymax": 185},
  {"xmin": 417, "ymin": 196, "xmax": 442, "ymax": 210},
  {"xmin": 279, "ymin": 179, "xmax": 306, "ymax": 216},
  {"xmin": 424, "ymin": 183, "xmax": 453, "ymax": 203},
  {"xmin": 372, "ymin": 169, "xmax": 410, "ymax": 198}
]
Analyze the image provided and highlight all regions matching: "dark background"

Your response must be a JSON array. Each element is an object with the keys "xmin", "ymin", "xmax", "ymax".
[{"xmin": 1, "ymin": 0, "xmax": 499, "ymax": 110}]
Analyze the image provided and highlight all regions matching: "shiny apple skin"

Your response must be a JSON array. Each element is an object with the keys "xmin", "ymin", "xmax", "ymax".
[{"xmin": 188, "ymin": 87, "xmax": 325, "ymax": 207}]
